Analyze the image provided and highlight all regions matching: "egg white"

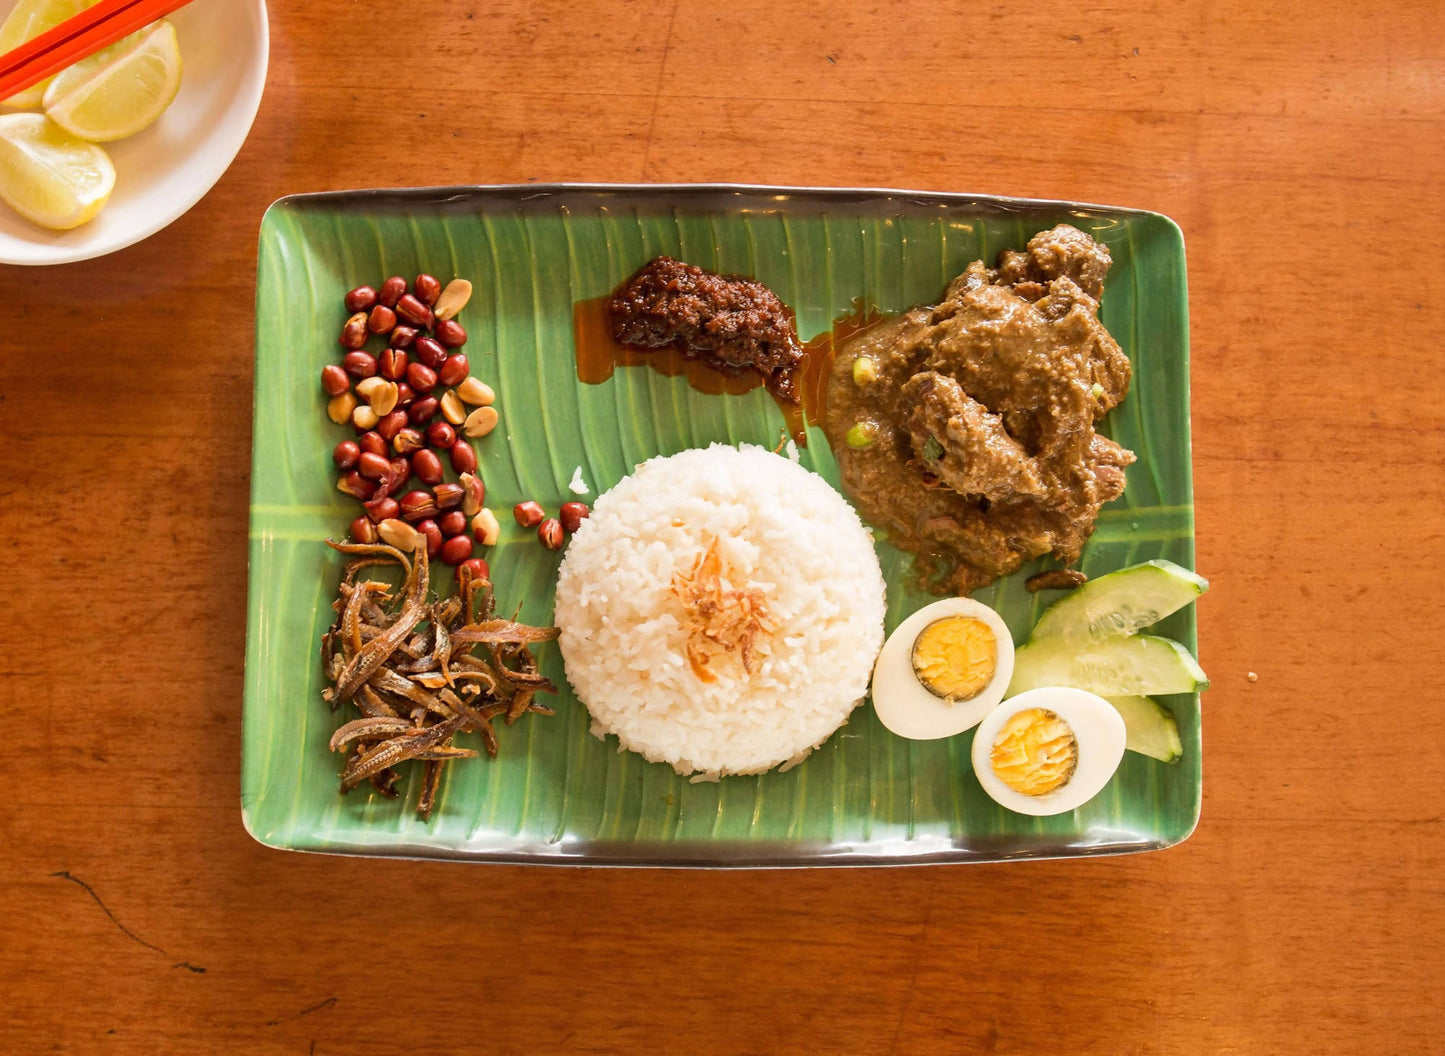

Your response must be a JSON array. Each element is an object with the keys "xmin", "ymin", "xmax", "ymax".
[
  {"xmin": 971, "ymin": 687, "xmax": 1126, "ymax": 816},
  {"xmin": 871, "ymin": 597, "xmax": 1016, "ymax": 740}
]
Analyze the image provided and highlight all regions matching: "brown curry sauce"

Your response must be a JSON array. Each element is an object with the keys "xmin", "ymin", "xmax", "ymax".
[{"xmin": 573, "ymin": 292, "xmax": 885, "ymax": 447}]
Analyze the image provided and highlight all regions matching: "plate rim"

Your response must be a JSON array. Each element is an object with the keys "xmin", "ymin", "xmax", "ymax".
[{"xmin": 259, "ymin": 181, "xmax": 1186, "ymax": 233}]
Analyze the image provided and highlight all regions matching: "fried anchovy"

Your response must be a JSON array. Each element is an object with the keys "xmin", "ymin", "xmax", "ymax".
[
  {"xmin": 434, "ymin": 687, "xmax": 507, "ymax": 756},
  {"xmin": 354, "ymin": 684, "xmax": 400, "ymax": 718},
  {"xmin": 341, "ymin": 581, "xmax": 389, "ymax": 658},
  {"xmin": 411, "ymin": 745, "xmax": 480, "ymax": 761},
  {"xmin": 416, "ymin": 760, "xmax": 443, "ymax": 819},
  {"xmin": 369, "ymin": 667, "xmax": 455, "ymax": 717},
  {"xmin": 450, "ymin": 620, "xmax": 561, "ymax": 645},
  {"xmin": 329, "ymin": 540, "xmax": 411, "ymax": 582},
  {"xmin": 505, "ymin": 688, "xmax": 536, "ymax": 724},
  {"xmin": 332, "ymin": 598, "xmax": 425, "ymax": 703},
  {"xmin": 370, "ymin": 768, "xmax": 401, "ymax": 798},
  {"xmin": 329, "ymin": 716, "xmax": 413, "ymax": 751},
  {"xmin": 340, "ymin": 718, "xmax": 463, "ymax": 789},
  {"xmin": 393, "ymin": 603, "xmax": 453, "ymax": 676},
  {"xmin": 322, "ymin": 536, "xmax": 556, "ymax": 818}
]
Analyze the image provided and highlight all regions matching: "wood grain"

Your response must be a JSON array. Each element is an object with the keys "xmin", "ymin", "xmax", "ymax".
[{"xmin": 2, "ymin": 0, "xmax": 1442, "ymax": 1052}]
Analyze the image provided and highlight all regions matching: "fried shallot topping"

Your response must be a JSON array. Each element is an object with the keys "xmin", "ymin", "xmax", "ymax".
[
  {"xmin": 321, "ymin": 539, "xmax": 560, "ymax": 820},
  {"xmin": 670, "ymin": 536, "xmax": 776, "ymax": 684}
]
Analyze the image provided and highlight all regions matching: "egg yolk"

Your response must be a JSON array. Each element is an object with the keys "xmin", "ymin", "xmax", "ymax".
[
  {"xmin": 910, "ymin": 616, "xmax": 998, "ymax": 702},
  {"xmin": 990, "ymin": 708, "xmax": 1078, "ymax": 796}
]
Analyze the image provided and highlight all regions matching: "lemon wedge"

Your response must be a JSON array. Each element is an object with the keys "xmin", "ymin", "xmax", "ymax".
[
  {"xmin": 0, "ymin": 0, "xmax": 96, "ymax": 108},
  {"xmin": 0, "ymin": 112, "xmax": 114, "ymax": 229},
  {"xmin": 43, "ymin": 19, "xmax": 181, "ymax": 142}
]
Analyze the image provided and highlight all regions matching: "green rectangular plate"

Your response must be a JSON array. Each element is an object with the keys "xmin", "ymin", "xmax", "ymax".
[{"xmin": 243, "ymin": 184, "xmax": 1197, "ymax": 867}]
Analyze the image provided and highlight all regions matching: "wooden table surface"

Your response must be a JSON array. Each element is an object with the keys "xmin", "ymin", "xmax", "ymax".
[{"xmin": 4, "ymin": 1, "xmax": 1442, "ymax": 1052}]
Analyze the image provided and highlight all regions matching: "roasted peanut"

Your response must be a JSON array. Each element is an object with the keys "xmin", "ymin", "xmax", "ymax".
[
  {"xmin": 434, "ymin": 483, "xmax": 464, "ymax": 510},
  {"xmin": 413, "ymin": 273, "xmax": 441, "ymax": 306},
  {"xmin": 471, "ymin": 509, "xmax": 501, "ymax": 546},
  {"xmin": 463, "ymin": 405, "xmax": 499, "ymax": 438},
  {"xmin": 372, "ymin": 386, "xmax": 398, "ymax": 417},
  {"xmin": 376, "ymin": 410, "xmax": 408, "ymax": 441},
  {"xmin": 440, "ymin": 389, "xmax": 467, "ymax": 426},
  {"xmin": 559, "ymin": 501, "xmax": 590, "ymax": 534},
  {"xmin": 355, "ymin": 376, "xmax": 386, "ymax": 400},
  {"xmin": 339, "ymin": 312, "xmax": 368, "ymax": 349},
  {"xmin": 395, "ymin": 293, "xmax": 433, "ymax": 328},
  {"xmin": 459, "ymin": 472, "xmax": 485, "ymax": 515},
  {"xmin": 364, "ymin": 494, "xmax": 400, "ymax": 523},
  {"xmin": 357, "ymin": 431, "xmax": 388, "ymax": 458},
  {"xmin": 379, "ymin": 276, "xmax": 406, "ymax": 308},
  {"xmin": 349, "ymin": 516, "xmax": 379, "ymax": 544},
  {"xmin": 413, "ymin": 336, "xmax": 446, "ymax": 369},
  {"xmin": 342, "ymin": 351, "xmax": 378, "ymax": 378},
  {"xmin": 426, "ymin": 421, "xmax": 456, "ymax": 449},
  {"xmin": 327, "ymin": 392, "xmax": 358, "ymax": 424},
  {"xmin": 471, "ymin": 508, "xmax": 500, "ymax": 546},
  {"xmin": 345, "ymin": 286, "xmax": 378, "ymax": 313},
  {"xmin": 366, "ymin": 380, "xmax": 398, "ymax": 416},
  {"xmin": 332, "ymin": 440, "xmax": 361, "ymax": 469},
  {"xmin": 321, "ymin": 364, "xmax": 350, "ymax": 396},
  {"xmin": 406, "ymin": 362, "xmax": 438, "ymax": 393},
  {"xmin": 357, "ymin": 452, "xmax": 391, "ymax": 480},
  {"xmin": 337, "ymin": 470, "xmax": 371, "ymax": 500},
  {"xmin": 433, "ymin": 279, "xmax": 472, "ymax": 322},
  {"xmin": 449, "ymin": 439, "xmax": 477, "ymax": 474},
  {"xmin": 368, "ymin": 305, "xmax": 397, "ymax": 334},
  {"xmin": 407, "ymin": 396, "xmax": 439, "ymax": 424},
  {"xmin": 434, "ymin": 319, "xmax": 466, "ymax": 348},
  {"xmin": 377, "ymin": 518, "xmax": 421, "ymax": 551},
  {"xmin": 386, "ymin": 457, "xmax": 411, "ymax": 495},
  {"xmin": 440, "ymin": 534, "xmax": 473, "ymax": 565},
  {"xmin": 458, "ymin": 557, "xmax": 489, "ymax": 581},
  {"xmin": 379, "ymin": 348, "xmax": 408, "ymax": 381},
  {"xmin": 538, "ymin": 518, "xmax": 565, "ymax": 551},
  {"xmin": 399, "ymin": 490, "xmax": 438, "ymax": 522},
  {"xmin": 456, "ymin": 377, "xmax": 495, "ymax": 406},
  {"xmin": 412, "ymin": 449, "xmax": 444, "ymax": 485},
  {"xmin": 392, "ymin": 427, "xmax": 424, "ymax": 455},
  {"xmin": 416, "ymin": 518, "xmax": 443, "ymax": 558},
  {"xmin": 438, "ymin": 353, "xmax": 469, "ymax": 387}
]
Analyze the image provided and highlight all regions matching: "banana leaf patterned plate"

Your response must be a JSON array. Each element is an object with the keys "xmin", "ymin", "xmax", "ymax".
[{"xmin": 243, "ymin": 184, "xmax": 1197, "ymax": 867}]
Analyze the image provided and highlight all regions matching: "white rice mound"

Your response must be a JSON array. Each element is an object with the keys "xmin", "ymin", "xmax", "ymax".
[{"xmin": 553, "ymin": 443, "xmax": 887, "ymax": 779}]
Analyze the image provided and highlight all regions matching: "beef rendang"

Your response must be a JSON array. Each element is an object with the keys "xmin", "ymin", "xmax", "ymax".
[{"xmin": 824, "ymin": 225, "xmax": 1135, "ymax": 595}]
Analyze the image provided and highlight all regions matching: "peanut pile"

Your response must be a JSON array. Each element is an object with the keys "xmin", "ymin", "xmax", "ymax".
[{"xmin": 320, "ymin": 273, "xmax": 499, "ymax": 572}]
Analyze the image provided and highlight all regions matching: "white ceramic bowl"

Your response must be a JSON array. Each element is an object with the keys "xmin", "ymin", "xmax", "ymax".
[{"xmin": 0, "ymin": 0, "xmax": 268, "ymax": 265}]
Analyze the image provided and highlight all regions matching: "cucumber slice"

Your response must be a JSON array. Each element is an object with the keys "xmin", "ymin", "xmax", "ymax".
[
  {"xmin": 1007, "ymin": 633, "xmax": 1209, "ymax": 697},
  {"xmin": 1031, "ymin": 559, "xmax": 1209, "ymax": 643},
  {"xmin": 1107, "ymin": 695, "xmax": 1183, "ymax": 763}
]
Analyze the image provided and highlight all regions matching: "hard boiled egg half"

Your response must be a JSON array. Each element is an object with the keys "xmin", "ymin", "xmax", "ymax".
[
  {"xmin": 871, "ymin": 598, "xmax": 1015, "ymax": 739},
  {"xmin": 971, "ymin": 687, "xmax": 1126, "ymax": 816}
]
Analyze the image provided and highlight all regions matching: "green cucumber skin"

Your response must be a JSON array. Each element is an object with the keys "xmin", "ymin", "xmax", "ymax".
[
  {"xmin": 1108, "ymin": 695, "xmax": 1183, "ymax": 763},
  {"xmin": 1008, "ymin": 633, "xmax": 1209, "ymax": 697},
  {"xmin": 1032, "ymin": 560, "xmax": 1209, "ymax": 643}
]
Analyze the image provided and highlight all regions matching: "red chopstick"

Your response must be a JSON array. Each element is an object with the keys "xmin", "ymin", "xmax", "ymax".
[{"xmin": 0, "ymin": 0, "xmax": 191, "ymax": 102}]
